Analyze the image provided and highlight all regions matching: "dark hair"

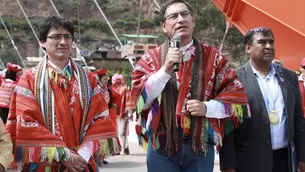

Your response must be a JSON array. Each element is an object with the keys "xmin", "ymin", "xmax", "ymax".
[
  {"xmin": 244, "ymin": 27, "xmax": 274, "ymax": 45},
  {"xmin": 159, "ymin": 0, "xmax": 194, "ymax": 23},
  {"xmin": 103, "ymin": 75, "xmax": 113, "ymax": 109},
  {"xmin": 108, "ymin": 75, "xmax": 113, "ymax": 86},
  {"xmin": 98, "ymin": 74, "xmax": 107, "ymax": 80},
  {"xmin": 5, "ymin": 70, "xmax": 17, "ymax": 81},
  {"xmin": 107, "ymin": 85, "xmax": 115, "ymax": 109},
  {"xmin": 38, "ymin": 16, "xmax": 74, "ymax": 42}
]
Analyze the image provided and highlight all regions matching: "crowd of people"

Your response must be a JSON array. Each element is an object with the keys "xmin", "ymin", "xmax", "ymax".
[{"xmin": 0, "ymin": 0, "xmax": 304, "ymax": 172}]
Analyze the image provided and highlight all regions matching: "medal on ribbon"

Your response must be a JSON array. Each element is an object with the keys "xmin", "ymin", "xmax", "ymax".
[
  {"xmin": 260, "ymin": 67, "xmax": 280, "ymax": 126},
  {"xmin": 269, "ymin": 109, "xmax": 279, "ymax": 125}
]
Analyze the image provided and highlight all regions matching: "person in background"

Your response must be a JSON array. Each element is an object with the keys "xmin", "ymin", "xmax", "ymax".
[
  {"xmin": 94, "ymin": 69, "xmax": 121, "ymax": 165},
  {"xmin": 298, "ymin": 58, "xmax": 305, "ymax": 118},
  {"xmin": 111, "ymin": 73, "xmax": 131, "ymax": 155},
  {"xmin": 0, "ymin": 63, "xmax": 21, "ymax": 124}
]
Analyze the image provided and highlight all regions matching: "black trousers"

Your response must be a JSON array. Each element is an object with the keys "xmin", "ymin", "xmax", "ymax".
[
  {"xmin": 0, "ymin": 108, "xmax": 9, "ymax": 124},
  {"xmin": 273, "ymin": 147, "xmax": 289, "ymax": 172}
]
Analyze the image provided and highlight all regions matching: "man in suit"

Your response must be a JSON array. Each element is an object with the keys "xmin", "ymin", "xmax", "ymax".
[{"xmin": 219, "ymin": 27, "xmax": 305, "ymax": 172}]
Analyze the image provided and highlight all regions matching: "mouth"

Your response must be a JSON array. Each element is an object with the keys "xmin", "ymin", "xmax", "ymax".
[
  {"xmin": 57, "ymin": 48, "xmax": 68, "ymax": 51},
  {"xmin": 264, "ymin": 52, "xmax": 274, "ymax": 56},
  {"xmin": 176, "ymin": 26, "xmax": 188, "ymax": 31}
]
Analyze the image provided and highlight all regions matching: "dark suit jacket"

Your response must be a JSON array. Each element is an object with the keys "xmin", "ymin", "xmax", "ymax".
[{"xmin": 219, "ymin": 62, "xmax": 305, "ymax": 172}]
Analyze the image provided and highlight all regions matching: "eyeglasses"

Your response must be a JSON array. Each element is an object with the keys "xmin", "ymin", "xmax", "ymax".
[
  {"xmin": 164, "ymin": 10, "xmax": 191, "ymax": 22},
  {"xmin": 47, "ymin": 34, "xmax": 73, "ymax": 42}
]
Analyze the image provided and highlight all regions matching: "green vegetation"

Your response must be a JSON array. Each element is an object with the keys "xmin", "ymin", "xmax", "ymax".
[{"xmin": 0, "ymin": 47, "xmax": 20, "ymax": 66}]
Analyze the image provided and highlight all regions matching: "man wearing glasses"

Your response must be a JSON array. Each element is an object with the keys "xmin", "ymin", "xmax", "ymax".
[
  {"xmin": 6, "ymin": 16, "xmax": 117, "ymax": 172},
  {"xmin": 220, "ymin": 28, "xmax": 305, "ymax": 172},
  {"xmin": 128, "ymin": 0, "xmax": 250, "ymax": 171}
]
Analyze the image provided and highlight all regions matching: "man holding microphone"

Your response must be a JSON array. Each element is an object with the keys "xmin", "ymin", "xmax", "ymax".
[{"xmin": 127, "ymin": 0, "xmax": 251, "ymax": 171}]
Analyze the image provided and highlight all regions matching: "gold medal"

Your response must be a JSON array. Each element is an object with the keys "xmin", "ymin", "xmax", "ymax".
[{"xmin": 269, "ymin": 110, "xmax": 279, "ymax": 125}]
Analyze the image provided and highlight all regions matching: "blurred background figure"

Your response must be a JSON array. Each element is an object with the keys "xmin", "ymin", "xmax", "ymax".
[
  {"xmin": 0, "ymin": 63, "xmax": 21, "ymax": 124},
  {"xmin": 94, "ymin": 69, "xmax": 122, "ymax": 166},
  {"xmin": 111, "ymin": 73, "xmax": 131, "ymax": 155}
]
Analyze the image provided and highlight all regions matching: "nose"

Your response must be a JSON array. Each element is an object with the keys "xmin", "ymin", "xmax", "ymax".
[
  {"xmin": 265, "ymin": 42, "xmax": 272, "ymax": 49},
  {"xmin": 59, "ymin": 37, "xmax": 67, "ymax": 44},
  {"xmin": 177, "ymin": 13, "xmax": 185, "ymax": 22},
  {"xmin": 266, "ymin": 42, "xmax": 271, "ymax": 48}
]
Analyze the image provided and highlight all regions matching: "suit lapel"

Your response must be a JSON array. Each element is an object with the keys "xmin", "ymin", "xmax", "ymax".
[
  {"xmin": 274, "ymin": 65, "xmax": 291, "ymax": 128},
  {"xmin": 276, "ymin": 70, "xmax": 288, "ymax": 112},
  {"xmin": 273, "ymin": 65, "xmax": 296, "ymax": 172},
  {"xmin": 274, "ymin": 65, "xmax": 292, "ymax": 113},
  {"xmin": 244, "ymin": 62, "xmax": 269, "ymax": 119}
]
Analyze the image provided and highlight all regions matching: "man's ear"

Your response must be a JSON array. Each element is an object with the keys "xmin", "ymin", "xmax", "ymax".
[
  {"xmin": 161, "ymin": 22, "xmax": 167, "ymax": 33},
  {"xmin": 192, "ymin": 15, "xmax": 195, "ymax": 27},
  {"xmin": 40, "ymin": 41, "xmax": 45, "ymax": 49},
  {"xmin": 245, "ymin": 44, "xmax": 251, "ymax": 54}
]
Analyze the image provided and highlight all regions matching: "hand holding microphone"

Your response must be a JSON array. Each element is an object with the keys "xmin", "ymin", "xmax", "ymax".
[{"xmin": 162, "ymin": 34, "xmax": 183, "ymax": 73}]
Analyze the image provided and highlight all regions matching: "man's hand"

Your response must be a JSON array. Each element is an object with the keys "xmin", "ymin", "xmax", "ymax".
[
  {"xmin": 0, "ymin": 164, "xmax": 5, "ymax": 172},
  {"xmin": 222, "ymin": 169, "xmax": 236, "ymax": 172},
  {"xmin": 61, "ymin": 153, "xmax": 87, "ymax": 172},
  {"xmin": 298, "ymin": 162, "xmax": 305, "ymax": 172},
  {"xmin": 186, "ymin": 100, "xmax": 207, "ymax": 116},
  {"xmin": 63, "ymin": 169, "xmax": 70, "ymax": 172},
  {"xmin": 162, "ymin": 47, "xmax": 183, "ymax": 73}
]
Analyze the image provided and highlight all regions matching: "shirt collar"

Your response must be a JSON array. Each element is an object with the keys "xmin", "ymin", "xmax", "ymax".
[
  {"xmin": 299, "ymin": 73, "xmax": 305, "ymax": 81},
  {"xmin": 250, "ymin": 62, "xmax": 276, "ymax": 79},
  {"xmin": 180, "ymin": 40, "xmax": 194, "ymax": 52},
  {"xmin": 170, "ymin": 39, "xmax": 193, "ymax": 51},
  {"xmin": 48, "ymin": 59, "xmax": 72, "ymax": 74}
]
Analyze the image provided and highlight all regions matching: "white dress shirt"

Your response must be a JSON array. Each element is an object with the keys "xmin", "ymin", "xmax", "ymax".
[
  {"xmin": 251, "ymin": 63, "xmax": 288, "ymax": 150},
  {"xmin": 298, "ymin": 73, "xmax": 305, "ymax": 88}
]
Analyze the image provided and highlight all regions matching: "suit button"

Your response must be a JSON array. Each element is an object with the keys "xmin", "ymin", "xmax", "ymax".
[
  {"xmin": 266, "ymin": 121, "xmax": 269, "ymax": 124},
  {"xmin": 267, "ymin": 140, "xmax": 270, "ymax": 144}
]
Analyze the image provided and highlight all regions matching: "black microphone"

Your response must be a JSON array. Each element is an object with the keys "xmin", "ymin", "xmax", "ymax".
[{"xmin": 172, "ymin": 35, "xmax": 180, "ymax": 72}]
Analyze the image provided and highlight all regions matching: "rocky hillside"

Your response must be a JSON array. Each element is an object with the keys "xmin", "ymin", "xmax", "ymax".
[
  {"xmin": 0, "ymin": 0, "xmax": 246, "ymax": 68},
  {"xmin": 1, "ymin": 0, "xmax": 156, "ymax": 19},
  {"xmin": 0, "ymin": 0, "xmax": 159, "ymax": 58}
]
